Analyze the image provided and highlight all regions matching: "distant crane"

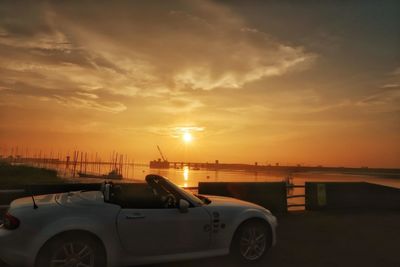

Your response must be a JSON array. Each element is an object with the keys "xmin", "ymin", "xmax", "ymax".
[
  {"xmin": 157, "ymin": 145, "xmax": 168, "ymax": 162},
  {"xmin": 149, "ymin": 145, "xmax": 170, "ymax": 169}
]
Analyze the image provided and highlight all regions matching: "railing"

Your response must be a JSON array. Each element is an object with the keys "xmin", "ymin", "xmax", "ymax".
[
  {"xmin": 286, "ymin": 184, "xmax": 305, "ymax": 209},
  {"xmin": 287, "ymin": 195, "xmax": 305, "ymax": 198}
]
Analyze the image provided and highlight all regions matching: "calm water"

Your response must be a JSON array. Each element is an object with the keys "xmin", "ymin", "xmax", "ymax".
[
  {"xmin": 145, "ymin": 167, "xmax": 400, "ymax": 189},
  {"xmin": 53, "ymin": 163, "xmax": 400, "ymax": 190}
]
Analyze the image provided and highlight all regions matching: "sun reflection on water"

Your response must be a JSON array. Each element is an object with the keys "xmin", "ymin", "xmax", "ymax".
[{"xmin": 183, "ymin": 165, "xmax": 189, "ymax": 187}]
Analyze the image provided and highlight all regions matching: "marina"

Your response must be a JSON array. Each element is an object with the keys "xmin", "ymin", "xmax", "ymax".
[
  {"xmin": 1, "ymin": 148, "xmax": 399, "ymax": 189},
  {"xmin": 1, "ymin": 147, "xmax": 400, "ymax": 211}
]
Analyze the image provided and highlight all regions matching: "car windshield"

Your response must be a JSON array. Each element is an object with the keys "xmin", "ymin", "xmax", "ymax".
[
  {"xmin": 162, "ymin": 178, "xmax": 204, "ymax": 206},
  {"xmin": 194, "ymin": 194, "xmax": 212, "ymax": 205}
]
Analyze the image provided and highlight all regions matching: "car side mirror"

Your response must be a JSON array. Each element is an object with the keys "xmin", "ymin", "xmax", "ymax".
[{"xmin": 179, "ymin": 199, "xmax": 189, "ymax": 213}]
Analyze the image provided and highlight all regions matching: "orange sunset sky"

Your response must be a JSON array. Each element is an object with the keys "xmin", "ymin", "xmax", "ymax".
[{"xmin": 0, "ymin": 1, "xmax": 399, "ymax": 167}]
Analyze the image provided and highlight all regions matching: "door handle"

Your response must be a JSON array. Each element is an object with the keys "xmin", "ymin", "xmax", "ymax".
[{"xmin": 126, "ymin": 213, "xmax": 145, "ymax": 219}]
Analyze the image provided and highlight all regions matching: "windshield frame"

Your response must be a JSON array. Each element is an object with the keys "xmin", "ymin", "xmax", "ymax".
[
  {"xmin": 146, "ymin": 175, "xmax": 204, "ymax": 207},
  {"xmin": 168, "ymin": 180, "xmax": 204, "ymax": 206}
]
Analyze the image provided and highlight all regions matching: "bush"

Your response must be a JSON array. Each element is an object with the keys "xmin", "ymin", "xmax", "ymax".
[{"xmin": 0, "ymin": 163, "xmax": 63, "ymax": 185}]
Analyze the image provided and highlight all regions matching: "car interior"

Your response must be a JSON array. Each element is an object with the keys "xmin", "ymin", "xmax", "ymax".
[{"xmin": 101, "ymin": 181, "xmax": 179, "ymax": 209}]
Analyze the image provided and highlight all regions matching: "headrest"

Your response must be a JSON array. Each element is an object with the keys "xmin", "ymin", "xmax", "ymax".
[{"xmin": 101, "ymin": 181, "xmax": 115, "ymax": 201}]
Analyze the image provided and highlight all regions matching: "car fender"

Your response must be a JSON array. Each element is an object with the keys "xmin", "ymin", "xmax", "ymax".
[
  {"xmin": 26, "ymin": 215, "xmax": 121, "ymax": 267},
  {"xmin": 221, "ymin": 209, "xmax": 275, "ymax": 249}
]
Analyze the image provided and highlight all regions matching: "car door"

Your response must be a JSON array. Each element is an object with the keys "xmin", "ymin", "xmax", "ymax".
[{"xmin": 117, "ymin": 206, "xmax": 212, "ymax": 256}]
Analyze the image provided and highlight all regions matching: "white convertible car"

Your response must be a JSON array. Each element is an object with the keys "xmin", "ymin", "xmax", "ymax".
[{"xmin": 0, "ymin": 174, "xmax": 277, "ymax": 267}]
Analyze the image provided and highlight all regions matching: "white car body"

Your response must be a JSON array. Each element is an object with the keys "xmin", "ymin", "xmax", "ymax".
[{"xmin": 0, "ymin": 175, "xmax": 277, "ymax": 267}]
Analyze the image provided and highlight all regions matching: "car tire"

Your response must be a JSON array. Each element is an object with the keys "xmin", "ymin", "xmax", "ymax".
[
  {"xmin": 35, "ymin": 232, "xmax": 106, "ymax": 267},
  {"xmin": 231, "ymin": 220, "xmax": 272, "ymax": 264}
]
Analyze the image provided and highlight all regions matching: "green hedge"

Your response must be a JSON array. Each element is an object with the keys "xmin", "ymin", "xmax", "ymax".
[{"xmin": 0, "ymin": 162, "xmax": 63, "ymax": 185}]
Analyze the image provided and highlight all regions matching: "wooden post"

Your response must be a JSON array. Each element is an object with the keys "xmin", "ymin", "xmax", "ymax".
[{"xmin": 84, "ymin": 152, "xmax": 87, "ymax": 174}]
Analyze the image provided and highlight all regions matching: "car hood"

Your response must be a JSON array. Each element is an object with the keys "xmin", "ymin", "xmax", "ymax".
[{"xmin": 204, "ymin": 195, "xmax": 266, "ymax": 210}]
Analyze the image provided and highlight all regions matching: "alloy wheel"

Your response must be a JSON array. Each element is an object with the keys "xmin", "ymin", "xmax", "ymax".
[
  {"xmin": 239, "ymin": 226, "xmax": 267, "ymax": 261},
  {"xmin": 50, "ymin": 242, "xmax": 95, "ymax": 267}
]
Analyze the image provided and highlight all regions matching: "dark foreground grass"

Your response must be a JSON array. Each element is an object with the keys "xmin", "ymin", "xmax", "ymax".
[
  {"xmin": 145, "ymin": 211, "xmax": 400, "ymax": 267},
  {"xmin": 0, "ymin": 162, "xmax": 63, "ymax": 185}
]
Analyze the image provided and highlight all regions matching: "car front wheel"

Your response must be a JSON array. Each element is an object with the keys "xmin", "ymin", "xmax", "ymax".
[
  {"xmin": 231, "ymin": 220, "xmax": 271, "ymax": 263},
  {"xmin": 35, "ymin": 232, "xmax": 106, "ymax": 267}
]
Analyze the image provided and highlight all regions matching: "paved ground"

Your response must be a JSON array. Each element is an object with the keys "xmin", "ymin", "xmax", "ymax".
[
  {"xmin": 142, "ymin": 211, "xmax": 400, "ymax": 267},
  {"xmin": 1, "ymin": 211, "xmax": 399, "ymax": 267}
]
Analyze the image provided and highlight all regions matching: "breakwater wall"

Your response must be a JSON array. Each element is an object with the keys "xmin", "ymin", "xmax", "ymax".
[{"xmin": 306, "ymin": 182, "xmax": 400, "ymax": 211}]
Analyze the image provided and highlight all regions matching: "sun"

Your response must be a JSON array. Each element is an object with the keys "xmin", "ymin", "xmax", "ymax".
[{"xmin": 182, "ymin": 132, "xmax": 192, "ymax": 143}]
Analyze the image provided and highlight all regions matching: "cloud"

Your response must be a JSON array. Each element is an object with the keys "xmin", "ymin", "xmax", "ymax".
[
  {"xmin": 355, "ymin": 66, "xmax": 400, "ymax": 112},
  {"xmin": 391, "ymin": 67, "xmax": 400, "ymax": 76},
  {"xmin": 381, "ymin": 84, "xmax": 399, "ymax": 88},
  {"xmin": 0, "ymin": 27, "xmax": 71, "ymax": 51},
  {"xmin": 0, "ymin": 0, "xmax": 316, "ymax": 106},
  {"xmin": 147, "ymin": 125, "xmax": 205, "ymax": 138},
  {"xmin": 356, "ymin": 88, "xmax": 400, "ymax": 112},
  {"xmin": 51, "ymin": 95, "xmax": 127, "ymax": 113},
  {"xmin": 76, "ymin": 92, "xmax": 99, "ymax": 99},
  {"xmin": 147, "ymin": 96, "xmax": 204, "ymax": 114}
]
